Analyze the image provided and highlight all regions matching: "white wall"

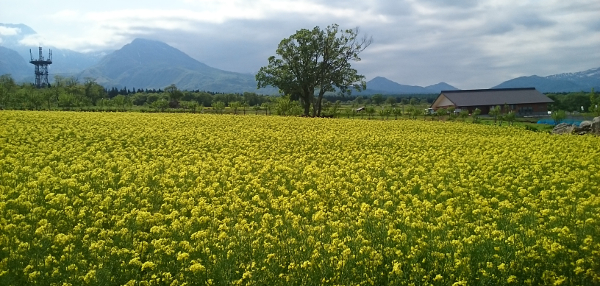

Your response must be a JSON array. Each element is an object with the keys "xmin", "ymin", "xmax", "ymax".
[{"xmin": 432, "ymin": 94, "xmax": 454, "ymax": 109}]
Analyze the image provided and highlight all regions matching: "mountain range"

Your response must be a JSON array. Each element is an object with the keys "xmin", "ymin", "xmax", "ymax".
[
  {"xmin": 1, "ymin": 23, "xmax": 599, "ymax": 94},
  {"xmin": 360, "ymin": 77, "xmax": 458, "ymax": 95},
  {"xmin": 79, "ymin": 38, "xmax": 269, "ymax": 93},
  {"xmin": 492, "ymin": 68, "xmax": 600, "ymax": 93}
]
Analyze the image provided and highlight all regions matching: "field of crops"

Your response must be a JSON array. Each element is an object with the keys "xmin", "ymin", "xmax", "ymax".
[{"xmin": 1, "ymin": 111, "xmax": 599, "ymax": 285}]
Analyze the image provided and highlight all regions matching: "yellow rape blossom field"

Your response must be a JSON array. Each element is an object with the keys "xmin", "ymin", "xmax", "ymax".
[{"xmin": 1, "ymin": 111, "xmax": 600, "ymax": 286}]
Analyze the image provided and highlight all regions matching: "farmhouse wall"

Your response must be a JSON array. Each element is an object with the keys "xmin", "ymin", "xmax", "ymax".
[
  {"xmin": 432, "ymin": 95, "xmax": 454, "ymax": 109},
  {"xmin": 458, "ymin": 103, "xmax": 549, "ymax": 116},
  {"xmin": 515, "ymin": 103, "xmax": 549, "ymax": 116}
]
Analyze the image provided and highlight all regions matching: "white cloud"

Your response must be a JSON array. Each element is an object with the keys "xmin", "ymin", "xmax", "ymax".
[
  {"xmin": 0, "ymin": 26, "xmax": 21, "ymax": 36},
  {"xmin": 31, "ymin": 1, "xmax": 391, "ymax": 53},
  {"xmin": 18, "ymin": 34, "xmax": 44, "ymax": 47},
  {"xmin": 48, "ymin": 9, "xmax": 80, "ymax": 19}
]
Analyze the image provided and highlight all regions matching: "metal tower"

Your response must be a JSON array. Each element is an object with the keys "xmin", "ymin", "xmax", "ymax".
[{"xmin": 29, "ymin": 47, "xmax": 52, "ymax": 88}]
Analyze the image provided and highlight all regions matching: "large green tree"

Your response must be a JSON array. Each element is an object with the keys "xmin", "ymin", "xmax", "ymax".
[
  {"xmin": 256, "ymin": 24, "xmax": 371, "ymax": 117},
  {"xmin": 165, "ymin": 84, "xmax": 183, "ymax": 107},
  {"xmin": 371, "ymin": 94, "xmax": 384, "ymax": 106},
  {"xmin": 84, "ymin": 78, "xmax": 106, "ymax": 106}
]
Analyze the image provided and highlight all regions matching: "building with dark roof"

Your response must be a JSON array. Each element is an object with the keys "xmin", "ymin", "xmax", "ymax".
[{"xmin": 430, "ymin": 87, "xmax": 554, "ymax": 115}]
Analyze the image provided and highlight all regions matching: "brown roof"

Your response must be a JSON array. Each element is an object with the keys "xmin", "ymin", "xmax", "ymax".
[{"xmin": 439, "ymin": 88, "xmax": 553, "ymax": 107}]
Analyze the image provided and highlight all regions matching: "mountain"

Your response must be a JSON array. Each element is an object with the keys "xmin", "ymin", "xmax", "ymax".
[
  {"xmin": 79, "ymin": 38, "xmax": 273, "ymax": 93},
  {"xmin": 493, "ymin": 67, "xmax": 600, "ymax": 92},
  {"xmin": 0, "ymin": 46, "xmax": 30, "ymax": 79},
  {"xmin": 545, "ymin": 67, "xmax": 600, "ymax": 91},
  {"xmin": 0, "ymin": 23, "xmax": 106, "ymax": 77},
  {"xmin": 361, "ymin": 76, "xmax": 458, "ymax": 95},
  {"xmin": 424, "ymin": 82, "xmax": 459, "ymax": 93}
]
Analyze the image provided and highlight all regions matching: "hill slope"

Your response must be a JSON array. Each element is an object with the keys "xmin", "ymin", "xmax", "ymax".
[
  {"xmin": 425, "ymin": 82, "xmax": 459, "ymax": 93},
  {"xmin": 80, "ymin": 38, "xmax": 272, "ymax": 93},
  {"xmin": 360, "ymin": 76, "xmax": 458, "ymax": 95},
  {"xmin": 0, "ymin": 46, "xmax": 30, "ymax": 79},
  {"xmin": 493, "ymin": 67, "xmax": 600, "ymax": 92}
]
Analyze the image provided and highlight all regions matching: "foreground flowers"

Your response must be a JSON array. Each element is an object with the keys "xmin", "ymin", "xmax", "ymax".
[{"xmin": 1, "ymin": 111, "xmax": 599, "ymax": 285}]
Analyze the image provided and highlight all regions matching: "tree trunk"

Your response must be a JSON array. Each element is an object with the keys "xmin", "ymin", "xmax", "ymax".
[
  {"xmin": 316, "ymin": 89, "xmax": 326, "ymax": 117},
  {"xmin": 310, "ymin": 95, "xmax": 317, "ymax": 118},
  {"xmin": 304, "ymin": 101, "xmax": 310, "ymax": 116}
]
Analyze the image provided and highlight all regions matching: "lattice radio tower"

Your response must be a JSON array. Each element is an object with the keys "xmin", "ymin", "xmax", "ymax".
[{"xmin": 30, "ymin": 47, "xmax": 52, "ymax": 88}]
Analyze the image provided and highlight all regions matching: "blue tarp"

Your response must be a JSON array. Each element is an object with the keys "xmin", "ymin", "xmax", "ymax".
[{"xmin": 537, "ymin": 119, "xmax": 583, "ymax": 126}]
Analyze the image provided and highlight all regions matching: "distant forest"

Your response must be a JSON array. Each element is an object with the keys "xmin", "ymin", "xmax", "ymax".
[
  {"xmin": 2, "ymin": 74, "xmax": 594, "ymax": 114},
  {"xmin": 545, "ymin": 91, "xmax": 597, "ymax": 113},
  {"xmin": 0, "ymin": 74, "xmax": 436, "ymax": 111}
]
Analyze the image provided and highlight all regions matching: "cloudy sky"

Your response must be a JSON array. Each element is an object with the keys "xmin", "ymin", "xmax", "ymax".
[{"xmin": 1, "ymin": 0, "xmax": 599, "ymax": 89}]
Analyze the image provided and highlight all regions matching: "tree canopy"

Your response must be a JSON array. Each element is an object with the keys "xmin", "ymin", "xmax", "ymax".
[{"xmin": 256, "ymin": 24, "xmax": 371, "ymax": 117}]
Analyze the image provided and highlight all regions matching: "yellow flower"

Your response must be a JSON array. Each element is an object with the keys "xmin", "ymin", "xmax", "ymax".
[
  {"xmin": 189, "ymin": 263, "xmax": 206, "ymax": 273},
  {"xmin": 177, "ymin": 252, "xmax": 189, "ymax": 261},
  {"xmin": 141, "ymin": 261, "xmax": 155, "ymax": 271},
  {"xmin": 1, "ymin": 111, "xmax": 600, "ymax": 285}
]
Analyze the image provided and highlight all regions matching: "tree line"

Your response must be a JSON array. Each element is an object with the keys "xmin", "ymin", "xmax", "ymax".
[
  {"xmin": 0, "ymin": 73, "xmax": 437, "ymax": 115},
  {"xmin": 547, "ymin": 89, "xmax": 599, "ymax": 115},
  {"xmin": 0, "ymin": 75, "xmax": 274, "ymax": 112}
]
